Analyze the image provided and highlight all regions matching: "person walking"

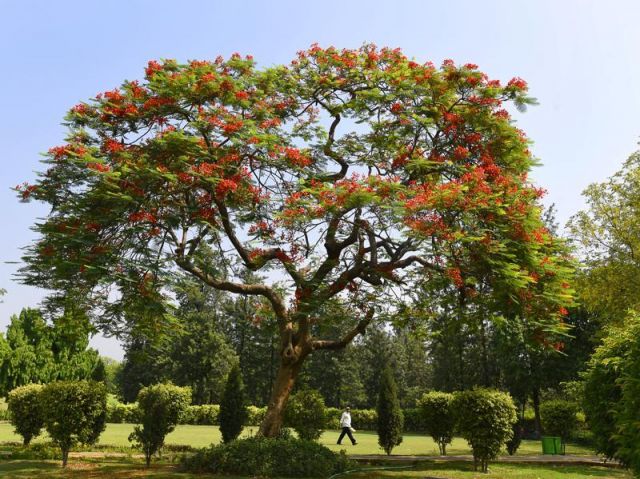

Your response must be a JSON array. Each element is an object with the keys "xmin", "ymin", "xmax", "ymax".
[{"xmin": 337, "ymin": 406, "xmax": 357, "ymax": 445}]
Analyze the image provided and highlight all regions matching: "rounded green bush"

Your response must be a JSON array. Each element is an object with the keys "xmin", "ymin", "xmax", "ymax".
[
  {"xmin": 285, "ymin": 388, "xmax": 327, "ymax": 441},
  {"xmin": 106, "ymin": 401, "xmax": 140, "ymax": 423},
  {"xmin": 182, "ymin": 437, "xmax": 353, "ymax": 477},
  {"xmin": 7, "ymin": 384, "xmax": 44, "ymax": 445},
  {"xmin": 453, "ymin": 388, "xmax": 517, "ymax": 473},
  {"xmin": 129, "ymin": 382, "xmax": 191, "ymax": 466},
  {"xmin": 540, "ymin": 400, "xmax": 579, "ymax": 443},
  {"xmin": 40, "ymin": 380, "xmax": 108, "ymax": 467},
  {"xmin": 418, "ymin": 391, "xmax": 455, "ymax": 455}
]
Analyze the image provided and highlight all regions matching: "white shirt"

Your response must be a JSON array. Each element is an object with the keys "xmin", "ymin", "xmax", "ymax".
[{"xmin": 340, "ymin": 411, "xmax": 352, "ymax": 428}]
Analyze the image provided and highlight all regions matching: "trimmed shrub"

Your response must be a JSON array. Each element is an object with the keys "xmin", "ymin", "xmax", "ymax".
[
  {"xmin": 285, "ymin": 388, "xmax": 327, "ymax": 441},
  {"xmin": 106, "ymin": 401, "xmax": 139, "ymax": 423},
  {"xmin": 246, "ymin": 405, "xmax": 266, "ymax": 426},
  {"xmin": 40, "ymin": 380, "xmax": 108, "ymax": 467},
  {"xmin": 506, "ymin": 420, "xmax": 524, "ymax": 455},
  {"xmin": 182, "ymin": 436, "xmax": 353, "ymax": 477},
  {"xmin": 129, "ymin": 383, "xmax": 191, "ymax": 466},
  {"xmin": 540, "ymin": 400, "xmax": 579, "ymax": 447},
  {"xmin": 7, "ymin": 384, "xmax": 44, "ymax": 445},
  {"xmin": 185, "ymin": 404, "xmax": 219, "ymax": 425},
  {"xmin": 219, "ymin": 365, "xmax": 247, "ymax": 442},
  {"xmin": 326, "ymin": 407, "xmax": 341, "ymax": 429},
  {"xmin": 376, "ymin": 366, "xmax": 403, "ymax": 455},
  {"xmin": 453, "ymin": 388, "xmax": 517, "ymax": 473},
  {"xmin": 418, "ymin": 391, "xmax": 455, "ymax": 455}
]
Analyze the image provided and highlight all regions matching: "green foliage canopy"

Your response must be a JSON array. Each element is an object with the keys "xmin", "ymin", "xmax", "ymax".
[{"xmin": 18, "ymin": 45, "xmax": 574, "ymax": 434}]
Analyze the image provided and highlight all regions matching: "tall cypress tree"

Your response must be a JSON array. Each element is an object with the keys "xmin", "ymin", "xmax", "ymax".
[
  {"xmin": 219, "ymin": 364, "xmax": 247, "ymax": 443},
  {"xmin": 377, "ymin": 365, "xmax": 403, "ymax": 455}
]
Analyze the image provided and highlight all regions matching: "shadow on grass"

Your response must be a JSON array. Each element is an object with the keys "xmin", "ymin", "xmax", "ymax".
[
  {"xmin": 0, "ymin": 458, "xmax": 231, "ymax": 478},
  {"xmin": 349, "ymin": 460, "xmax": 629, "ymax": 479}
]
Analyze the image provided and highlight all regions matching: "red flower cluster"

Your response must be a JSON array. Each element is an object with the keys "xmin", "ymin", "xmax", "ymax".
[
  {"xmin": 223, "ymin": 119, "xmax": 244, "ymax": 135},
  {"xmin": 15, "ymin": 183, "xmax": 38, "ymax": 201},
  {"xmin": 453, "ymin": 146, "xmax": 470, "ymax": 160},
  {"xmin": 446, "ymin": 267, "xmax": 464, "ymax": 287},
  {"xmin": 128, "ymin": 211, "xmax": 157, "ymax": 223},
  {"xmin": 48, "ymin": 144, "xmax": 87, "ymax": 160},
  {"xmin": 104, "ymin": 138, "xmax": 124, "ymax": 153},
  {"xmin": 390, "ymin": 102, "xmax": 404, "ymax": 114},
  {"xmin": 507, "ymin": 77, "xmax": 528, "ymax": 90},
  {"xmin": 216, "ymin": 178, "xmax": 239, "ymax": 197},
  {"xmin": 283, "ymin": 147, "xmax": 312, "ymax": 167},
  {"xmin": 145, "ymin": 60, "xmax": 163, "ymax": 77},
  {"xmin": 88, "ymin": 162, "xmax": 111, "ymax": 173},
  {"xmin": 71, "ymin": 103, "xmax": 88, "ymax": 115}
]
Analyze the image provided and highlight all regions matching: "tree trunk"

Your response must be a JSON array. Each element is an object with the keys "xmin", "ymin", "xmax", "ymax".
[
  {"xmin": 532, "ymin": 388, "xmax": 542, "ymax": 439},
  {"xmin": 258, "ymin": 356, "xmax": 305, "ymax": 437},
  {"xmin": 62, "ymin": 448, "xmax": 69, "ymax": 467}
]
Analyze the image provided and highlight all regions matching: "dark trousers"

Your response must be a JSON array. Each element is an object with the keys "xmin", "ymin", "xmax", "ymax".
[{"xmin": 337, "ymin": 427, "xmax": 356, "ymax": 444}]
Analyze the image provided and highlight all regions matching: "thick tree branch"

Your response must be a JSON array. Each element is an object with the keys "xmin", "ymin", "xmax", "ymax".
[
  {"xmin": 175, "ymin": 257, "xmax": 288, "ymax": 322},
  {"xmin": 213, "ymin": 198, "xmax": 305, "ymax": 286},
  {"xmin": 311, "ymin": 308, "xmax": 374, "ymax": 351}
]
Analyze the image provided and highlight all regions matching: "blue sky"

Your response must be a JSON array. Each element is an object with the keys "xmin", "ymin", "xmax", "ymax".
[{"xmin": 1, "ymin": 0, "xmax": 639, "ymax": 360}]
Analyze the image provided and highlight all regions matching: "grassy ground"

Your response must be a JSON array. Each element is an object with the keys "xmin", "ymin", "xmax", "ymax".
[
  {"xmin": 351, "ymin": 461, "xmax": 631, "ymax": 479},
  {"xmin": 0, "ymin": 422, "xmax": 595, "ymax": 456},
  {"xmin": 0, "ymin": 458, "xmax": 631, "ymax": 479},
  {"xmin": 0, "ymin": 422, "xmax": 616, "ymax": 478}
]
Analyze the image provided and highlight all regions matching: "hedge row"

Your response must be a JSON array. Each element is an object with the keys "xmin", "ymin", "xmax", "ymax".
[
  {"xmin": 106, "ymin": 401, "xmax": 423, "ymax": 430},
  {"xmin": 106, "ymin": 402, "xmax": 267, "ymax": 426}
]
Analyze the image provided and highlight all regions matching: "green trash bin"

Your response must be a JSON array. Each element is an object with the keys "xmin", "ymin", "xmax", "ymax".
[{"xmin": 541, "ymin": 436, "xmax": 564, "ymax": 454}]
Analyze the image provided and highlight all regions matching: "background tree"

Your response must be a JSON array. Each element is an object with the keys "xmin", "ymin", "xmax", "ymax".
[
  {"xmin": 377, "ymin": 366, "xmax": 403, "ymax": 455},
  {"xmin": 568, "ymin": 151, "xmax": 640, "ymax": 322},
  {"xmin": 0, "ymin": 307, "xmax": 100, "ymax": 396},
  {"xmin": 568, "ymin": 150, "xmax": 640, "ymax": 471},
  {"xmin": 219, "ymin": 365, "xmax": 247, "ymax": 443},
  {"xmin": 116, "ymin": 335, "xmax": 167, "ymax": 402},
  {"xmin": 18, "ymin": 45, "xmax": 573, "ymax": 436}
]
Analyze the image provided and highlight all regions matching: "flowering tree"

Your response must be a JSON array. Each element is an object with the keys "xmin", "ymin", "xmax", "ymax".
[{"xmin": 18, "ymin": 45, "xmax": 573, "ymax": 436}]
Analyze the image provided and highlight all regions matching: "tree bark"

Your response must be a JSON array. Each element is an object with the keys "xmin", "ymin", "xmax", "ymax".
[
  {"xmin": 258, "ymin": 355, "xmax": 305, "ymax": 437},
  {"xmin": 532, "ymin": 387, "xmax": 542, "ymax": 439}
]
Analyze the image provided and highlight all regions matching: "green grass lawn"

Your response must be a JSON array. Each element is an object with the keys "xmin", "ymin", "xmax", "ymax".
[
  {"xmin": 0, "ymin": 421, "xmax": 595, "ymax": 456},
  {"xmin": 351, "ymin": 462, "xmax": 631, "ymax": 479},
  {"xmin": 0, "ymin": 458, "xmax": 631, "ymax": 479}
]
